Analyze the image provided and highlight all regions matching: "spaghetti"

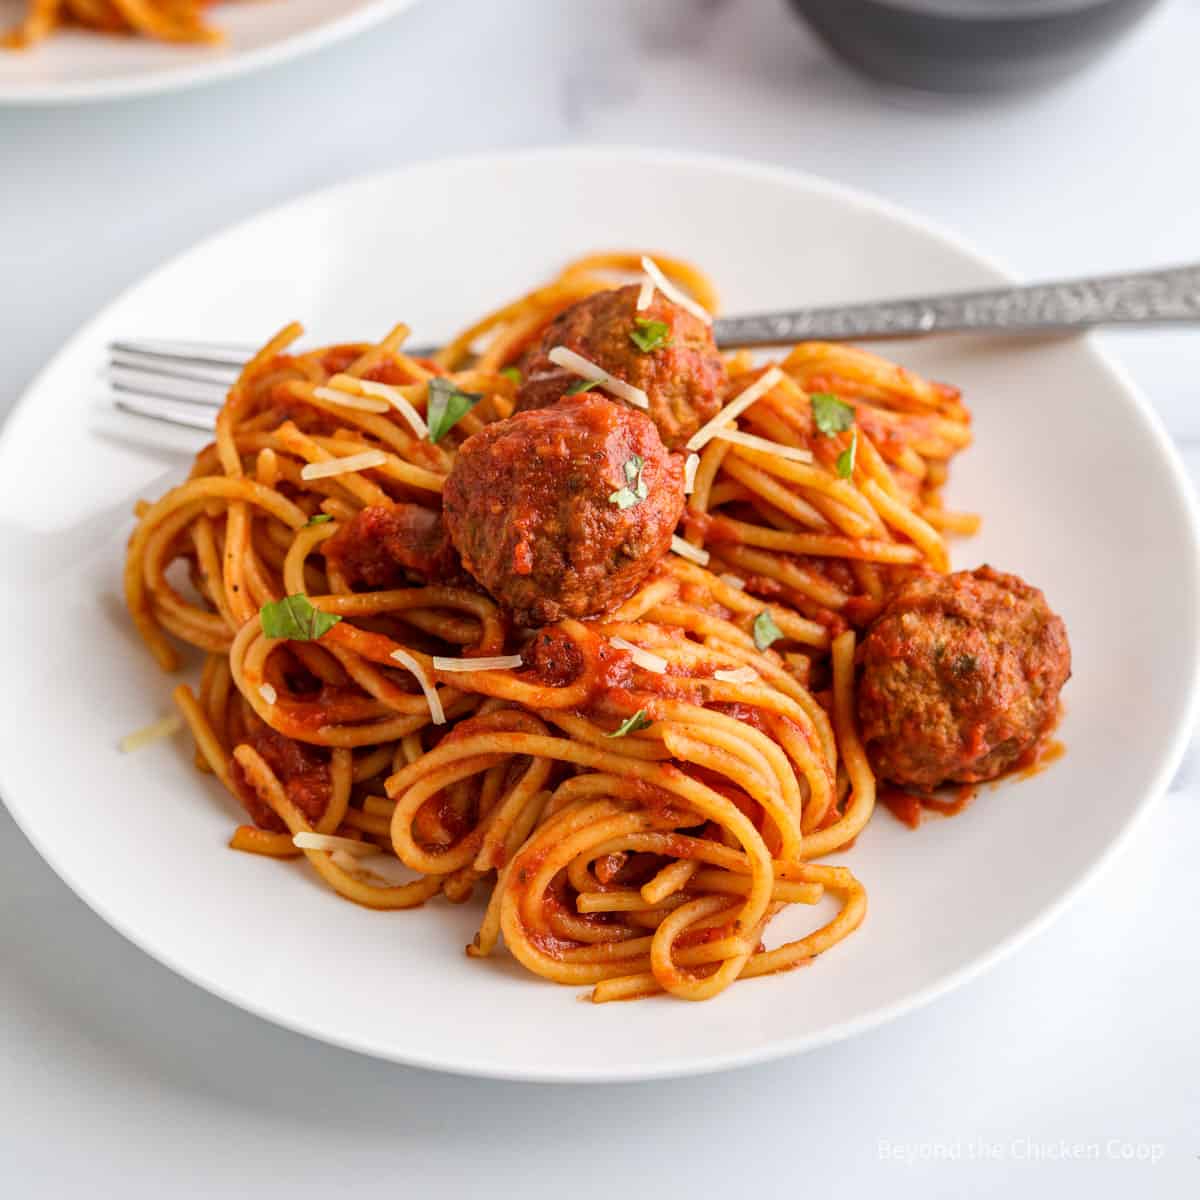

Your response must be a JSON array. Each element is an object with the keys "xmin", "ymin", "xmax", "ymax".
[
  {"xmin": 3, "ymin": 0, "xmax": 223, "ymax": 49},
  {"xmin": 123, "ymin": 252, "xmax": 984, "ymax": 1003}
]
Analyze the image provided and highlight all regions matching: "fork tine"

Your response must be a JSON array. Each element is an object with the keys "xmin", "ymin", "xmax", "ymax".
[
  {"xmin": 110, "ymin": 339, "xmax": 253, "ymax": 370},
  {"xmin": 110, "ymin": 380, "xmax": 226, "ymax": 409},
  {"xmin": 109, "ymin": 352, "xmax": 240, "ymax": 386},
  {"xmin": 109, "ymin": 368, "xmax": 229, "ymax": 408},
  {"xmin": 113, "ymin": 393, "xmax": 216, "ymax": 431},
  {"xmin": 105, "ymin": 334, "xmax": 449, "ymax": 434}
]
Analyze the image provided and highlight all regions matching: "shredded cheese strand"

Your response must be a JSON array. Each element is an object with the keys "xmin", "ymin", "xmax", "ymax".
[
  {"xmin": 293, "ymin": 832, "xmax": 378, "ymax": 857},
  {"xmin": 548, "ymin": 346, "xmax": 650, "ymax": 410},
  {"xmin": 328, "ymin": 374, "xmax": 429, "ymax": 438},
  {"xmin": 641, "ymin": 256, "xmax": 712, "ymax": 325},
  {"xmin": 683, "ymin": 452, "xmax": 700, "ymax": 494},
  {"xmin": 714, "ymin": 666, "xmax": 759, "ymax": 684},
  {"xmin": 609, "ymin": 636, "xmax": 668, "ymax": 674},
  {"xmin": 713, "ymin": 427, "xmax": 814, "ymax": 463},
  {"xmin": 390, "ymin": 649, "xmax": 446, "ymax": 725},
  {"xmin": 119, "ymin": 713, "xmax": 184, "ymax": 754},
  {"xmin": 670, "ymin": 535, "xmax": 710, "ymax": 566},
  {"xmin": 300, "ymin": 450, "xmax": 388, "ymax": 481},
  {"xmin": 432, "ymin": 655, "xmax": 524, "ymax": 672},
  {"xmin": 312, "ymin": 386, "xmax": 391, "ymax": 414},
  {"xmin": 686, "ymin": 366, "xmax": 785, "ymax": 452}
]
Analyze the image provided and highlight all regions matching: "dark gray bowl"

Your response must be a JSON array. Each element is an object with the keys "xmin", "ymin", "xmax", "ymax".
[{"xmin": 789, "ymin": 0, "xmax": 1162, "ymax": 94}]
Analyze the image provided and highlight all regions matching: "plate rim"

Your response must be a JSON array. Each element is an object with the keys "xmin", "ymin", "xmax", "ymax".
[
  {"xmin": 0, "ymin": 0, "xmax": 418, "ymax": 106},
  {"xmin": 2, "ymin": 146, "xmax": 1197, "ymax": 1082}
]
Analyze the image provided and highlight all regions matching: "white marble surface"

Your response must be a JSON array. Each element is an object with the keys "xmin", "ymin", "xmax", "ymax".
[{"xmin": 1, "ymin": 1, "xmax": 1198, "ymax": 1195}]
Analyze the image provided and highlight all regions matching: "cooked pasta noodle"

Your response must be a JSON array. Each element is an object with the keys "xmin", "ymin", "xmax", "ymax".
[{"xmin": 4, "ymin": 0, "xmax": 224, "ymax": 49}]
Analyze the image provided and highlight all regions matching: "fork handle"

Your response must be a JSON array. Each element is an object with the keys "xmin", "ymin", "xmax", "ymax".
[{"xmin": 711, "ymin": 263, "xmax": 1200, "ymax": 347}]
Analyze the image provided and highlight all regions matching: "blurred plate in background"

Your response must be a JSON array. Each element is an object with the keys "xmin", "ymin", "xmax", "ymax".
[{"xmin": 0, "ymin": 0, "xmax": 419, "ymax": 105}]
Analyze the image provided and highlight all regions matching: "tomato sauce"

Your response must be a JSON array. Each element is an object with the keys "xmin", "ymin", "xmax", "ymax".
[
  {"xmin": 879, "ymin": 784, "xmax": 976, "ymax": 830},
  {"xmin": 1010, "ymin": 737, "xmax": 1067, "ymax": 782},
  {"xmin": 881, "ymin": 737, "xmax": 1066, "ymax": 829},
  {"xmin": 230, "ymin": 725, "xmax": 332, "ymax": 832}
]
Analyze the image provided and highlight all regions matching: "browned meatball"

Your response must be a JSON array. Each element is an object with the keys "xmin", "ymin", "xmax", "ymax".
[
  {"xmin": 443, "ymin": 394, "xmax": 684, "ymax": 626},
  {"xmin": 857, "ymin": 566, "xmax": 1071, "ymax": 791},
  {"xmin": 323, "ymin": 502, "xmax": 464, "ymax": 590},
  {"xmin": 515, "ymin": 285, "xmax": 726, "ymax": 449}
]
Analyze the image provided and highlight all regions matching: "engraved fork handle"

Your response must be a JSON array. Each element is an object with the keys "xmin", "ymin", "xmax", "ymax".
[{"xmin": 711, "ymin": 263, "xmax": 1200, "ymax": 347}]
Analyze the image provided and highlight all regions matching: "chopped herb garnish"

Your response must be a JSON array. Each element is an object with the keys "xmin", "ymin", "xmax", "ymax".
[
  {"xmin": 608, "ymin": 454, "xmax": 648, "ymax": 510},
  {"xmin": 426, "ymin": 377, "xmax": 484, "ymax": 443},
  {"xmin": 811, "ymin": 392, "xmax": 856, "ymax": 435},
  {"xmin": 565, "ymin": 377, "xmax": 602, "ymax": 395},
  {"xmin": 836, "ymin": 429, "xmax": 858, "ymax": 479},
  {"xmin": 499, "ymin": 365, "xmax": 523, "ymax": 384},
  {"xmin": 605, "ymin": 710, "xmax": 653, "ymax": 738},
  {"xmin": 752, "ymin": 609, "xmax": 783, "ymax": 652},
  {"xmin": 260, "ymin": 594, "xmax": 341, "ymax": 642},
  {"xmin": 306, "ymin": 513, "xmax": 333, "ymax": 526},
  {"xmin": 629, "ymin": 316, "xmax": 672, "ymax": 353}
]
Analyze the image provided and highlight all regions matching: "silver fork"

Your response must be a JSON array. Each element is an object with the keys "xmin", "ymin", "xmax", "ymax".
[{"xmin": 108, "ymin": 263, "xmax": 1200, "ymax": 431}]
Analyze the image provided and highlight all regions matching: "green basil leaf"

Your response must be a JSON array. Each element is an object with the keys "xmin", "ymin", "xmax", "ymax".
[
  {"xmin": 565, "ymin": 377, "xmax": 602, "ymax": 395},
  {"xmin": 629, "ymin": 316, "xmax": 671, "ymax": 353},
  {"xmin": 260, "ymin": 594, "xmax": 342, "ymax": 642},
  {"xmin": 605, "ymin": 710, "xmax": 653, "ymax": 738},
  {"xmin": 752, "ymin": 609, "xmax": 783, "ymax": 652},
  {"xmin": 836, "ymin": 429, "xmax": 857, "ymax": 479},
  {"xmin": 624, "ymin": 453, "xmax": 646, "ymax": 493},
  {"xmin": 305, "ymin": 513, "xmax": 333, "ymax": 526},
  {"xmin": 810, "ymin": 392, "xmax": 856, "ymax": 436},
  {"xmin": 499, "ymin": 365, "xmax": 523, "ymax": 384},
  {"xmin": 609, "ymin": 454, "xmax": 648, "ymax": 510},
  {"xmin": 427, "ymin": 377, "xmax": 484, "ymax": 443}
]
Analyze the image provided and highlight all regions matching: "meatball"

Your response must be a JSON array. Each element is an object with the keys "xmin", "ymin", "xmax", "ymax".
[
  {"xmin": 323, "ymin": 502, "xmax": 464, "ymax": 590},
  {"xmin": 515, "ymin": 285, "xmax": 726, "ymax": 450},
  {"xmin": 856, "ymin": 566, "xmax": 1070, "ymax": 791},
  {"xmin": 442, "ymin": 394, "xmax": 684, "ymax": 626}
]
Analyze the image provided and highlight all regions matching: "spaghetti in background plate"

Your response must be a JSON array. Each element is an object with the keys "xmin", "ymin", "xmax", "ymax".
[
  {"xmin": 0, "ymin": 151, "xmax": 1195, "ymax": 1078},
  {"xmin": 0, "ymin": 0, "xmax": 418, "ymax": 103}
]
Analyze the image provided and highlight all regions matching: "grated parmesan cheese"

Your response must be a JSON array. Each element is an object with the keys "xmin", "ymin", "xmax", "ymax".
[
  {"xmin": 258, "ymin": 683, "xmax": 278, "ymax": 705},
  {"xmin": 683, "ymin": 452, "xmax": 700, "ymax": 494},
  {"xmin": 714, "ymin": 666, "xmax": 759, "ymax": 684},
  {"xmin": 670, "ymin": 535, "xmax": 710, "ymax": 566},
  {"xmin": 293, "ymin": 832, "xmax": 377, "ymax": 857},
  {"xmin": 432, "ymin": 655, "xmax": 524, "ymax": 672},
  {"xmin": 686, "ymin": 366, "xmax": 785, "ymax": 452},
  {"xmin": 119, "ymin": 712, "xmax": 184, "ymax": 754},
  {"xmin": 712, "ymin": 427, "xmax": 814, "ymax": 463},
  {"xmin": 312, "ymin": 385, "xmax": 391, "ymax": 414},
  {"xmin": 328, "ymin": 373, "xmax": 429, "ymax": 439},
  {"xmin": 640, "ymin": 256, "xmax": 712, "ymax": 325},
  {"xmin": 609, "ymin": 636, "xmax": 668, "ymax": 674},
  {"xmin": 328, "ymin": 849, "xmax": 392, "ymax": 880},
  {"xmin": 389, "ymin": 648, "xmax": 445, "ymax": 725},
  {"xmin": 300, "ymin": 449, "xmax": 388, "ymax": 481},
  {"xmin": 547, "ymin": 346, "xmax": 650, "ymax": 410}
]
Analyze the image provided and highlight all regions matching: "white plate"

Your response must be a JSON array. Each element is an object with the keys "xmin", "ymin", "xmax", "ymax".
[
  {"xmin": 0, "ymin": 0, "xmax": 416, "ymax": 105},
  {"xmin": 1, "ymin": 149, "xmax": 1196, "ymax": 1082}
]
